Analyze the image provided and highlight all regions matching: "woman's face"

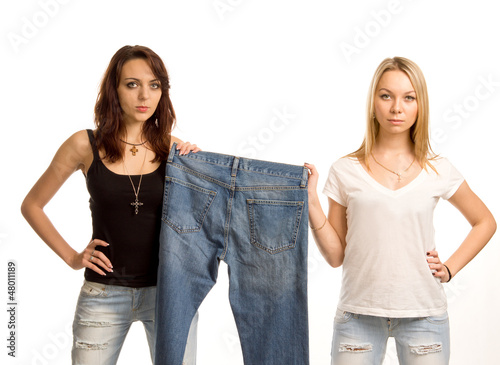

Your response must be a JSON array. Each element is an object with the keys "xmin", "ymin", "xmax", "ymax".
[
  {"xmin": 117, "ymin": 58, "xmax": 162, "ymax": 125},
  {"xmin": 373, "ymin": 69, "xmax": 418, "ymax": 137}
]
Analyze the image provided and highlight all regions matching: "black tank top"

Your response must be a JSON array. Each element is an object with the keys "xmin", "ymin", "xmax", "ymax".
[{"xmin": 84, "ymin": 129, "xmax": 165, "ymax": 287}]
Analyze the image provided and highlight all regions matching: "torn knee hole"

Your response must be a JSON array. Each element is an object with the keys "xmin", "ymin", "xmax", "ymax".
[
  {"xmin": 339, "ymin": 343, "xmax": 373, "ymax": 353},
  {"xmin": 409, "ymin": 343, "xmax": 442, "ymax": 355},
  {"xmin": 75, "ymin": 342, "xmax": 108, "ymax": 350},
  {"xmin": 78, "ymin": 320, "xmax": 111, "ymax": 327}
]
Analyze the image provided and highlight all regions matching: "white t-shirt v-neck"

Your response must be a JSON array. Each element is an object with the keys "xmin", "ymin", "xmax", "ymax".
[{"xmin": 323, "ymin": 156, "xmax": 464, "ymax": 317}]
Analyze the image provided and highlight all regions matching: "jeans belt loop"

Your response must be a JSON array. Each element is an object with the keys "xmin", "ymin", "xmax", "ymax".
[
  {"xmin": 167, "ymin": 142, "xmax": 177, "ymax": 163},
  {"xmin": 300, "ymin": 166, "xmax": 308, "ymax": 188},
  {"xmin": 231, "ymin": 157, "xmax": 240, "ymax": 177}
]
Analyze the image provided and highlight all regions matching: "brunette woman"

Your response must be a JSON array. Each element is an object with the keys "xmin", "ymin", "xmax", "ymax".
[{"xmin": 21, "ymin": 45, "xmax": 199, "ymax": 364}]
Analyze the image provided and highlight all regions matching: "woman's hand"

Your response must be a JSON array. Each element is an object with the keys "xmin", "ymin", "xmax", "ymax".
[
  {"xmin": 70, "ymin": 239, "xmax": 113, "ymax": 276},
  {"xmin": 304, "ymin": 162, "xmax": 346, "ymax": 268},
  {"xmin": 426, "ymin": 250, "xmax": 450, "ymax": 283},
  {"xmin": 304, "ymin": 163, "xmax": 320, "ymax": 205},
  {"xmin": 176, "ymin": 141, "xmax": 201, "ymax": 155}
]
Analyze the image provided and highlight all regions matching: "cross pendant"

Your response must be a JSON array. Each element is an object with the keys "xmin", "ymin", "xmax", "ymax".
[
  {"xmin": 396, "ymin": 173, "xmax": 402, "ymax": 182},
  {"xmin": 130, "ymin": 146, "xmax": 139, "ymax": 156},
  {"xmin": 130, "ymin": 198, "xmax": 143, "ymax": 214}
]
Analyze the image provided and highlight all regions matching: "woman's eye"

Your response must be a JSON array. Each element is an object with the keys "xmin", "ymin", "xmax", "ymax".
[
  {"xmin": 126, "ymin": 82, "xmax": 138, "ymax": 88},
  {"xmin": 151, "ymin": 83, "xmax": 161, "ymax": 89},
  {"xmin": 380, "ymin": 94, "xmax": 390, "ymax": 100},
  {"xmin": 406, "ymin": 95, "xmax": 416, "ymax": 101}
]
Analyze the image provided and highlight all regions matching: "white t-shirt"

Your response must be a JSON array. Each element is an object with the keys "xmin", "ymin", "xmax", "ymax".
[{"xmin": 323, "ymin": 156, "xmax": 464, "ymax": 317}]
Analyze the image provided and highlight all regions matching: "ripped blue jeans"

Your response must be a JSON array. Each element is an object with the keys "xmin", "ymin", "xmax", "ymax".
[
  {"xmin": 71, "ymin": 280, "xmax": 198, "ymax": 364},
  {"xmin": 331, "ymin": 308, "xmax": 450, "ymax": 365}
]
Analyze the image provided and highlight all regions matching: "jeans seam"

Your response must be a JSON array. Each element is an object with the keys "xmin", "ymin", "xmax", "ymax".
[
  {"xmin": 236, "ymin": 186, "xmax": 306, "ymax": 191},
  {"xmin": 178, "ymin": 154, "xmax": 305, "ymax": 180},
  {"xmin": 221, "ymin": 181, "xmax": 236, "ymax": 261},
  {"xmin": 170, "ymin": 163, "xmax": 307, "ymax": 191},
  {"xmin": 234, "ymin": 168, "xmax": 304, "ymax": 180},
  {"xmin": 170, "ymin": 162, "xmax": 231, "ymax": 189}
]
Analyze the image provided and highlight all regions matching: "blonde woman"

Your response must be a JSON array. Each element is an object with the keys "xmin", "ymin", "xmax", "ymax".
[{"xmin": 306, "ymin": 57, "xmax": 496, "ymax": 364}]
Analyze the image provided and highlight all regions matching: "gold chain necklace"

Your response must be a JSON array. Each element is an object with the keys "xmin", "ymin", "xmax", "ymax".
[
  {"xmin": 123, "ymin": 149, "xmax": 148, "ymax": 214},
  {"xmin": 371, "ymin": 153, "xmax": 415, "ymax": 183}
]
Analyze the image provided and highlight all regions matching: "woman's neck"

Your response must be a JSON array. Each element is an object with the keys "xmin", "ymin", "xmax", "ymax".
[
  {"xmin": 122, "ymin": 122, "xmax": 145, "ymax": 144},
  {"xmin": 374, "ymin": 131, "xmax": 414, "ymax": 156}
]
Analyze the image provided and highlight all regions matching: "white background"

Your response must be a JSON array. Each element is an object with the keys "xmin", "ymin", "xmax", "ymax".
[{"xmin": 1, "ymin": 0, "xmax": 499, "ymax": 364}]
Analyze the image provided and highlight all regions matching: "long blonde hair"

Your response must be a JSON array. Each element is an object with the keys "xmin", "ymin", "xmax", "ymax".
[{"xmin": 350, "ymin": 57, "xmax": 437, "ymax": 171}]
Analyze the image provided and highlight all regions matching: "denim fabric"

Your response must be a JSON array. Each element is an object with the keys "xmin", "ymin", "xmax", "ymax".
[
  {"xmin": 72, "ymin": 280, "xmax": 198, "ymax": 365},
  {"xmin": 155, "ymin": 144, "xmax": 309, "ymax": 365},
  {"xmin": 331, "ymin": 308, "xmax": 450, "ymax": 365}
]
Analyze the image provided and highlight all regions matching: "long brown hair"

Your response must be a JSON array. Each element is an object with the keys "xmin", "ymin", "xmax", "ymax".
[
  {"xmin": 350, "ymin": 57, "xmax": 437, "ymax": 172},
  {"xmin": 94, "ymin": 45, "xmax": 175, "ymax": 162}
]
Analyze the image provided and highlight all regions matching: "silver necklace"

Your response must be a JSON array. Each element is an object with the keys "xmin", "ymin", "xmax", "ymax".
[
  {"xmin": 123, "ymin": 150, "xmax": 147, "ymax": 214},
  {"xmin": 371, "ymin": 153, "xmax": 415, "ymax": 182}
]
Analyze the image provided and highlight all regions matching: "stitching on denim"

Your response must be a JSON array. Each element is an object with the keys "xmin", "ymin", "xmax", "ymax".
[
  {"xmin": 174, "ymin": 155, "xmax": 304, "ymax": 180},
  {"xmin": 162, "ymin": 176, "xmax": 172, "ymax": 224},
  {"xmin": 166, "ymin": 176, "xmax": 218, "ymax": 195},
  {"xmin": 177, "ymin": 154, "xmax": 232, "ymax": 167},
  {"xmin": 221, "ymin": 173, "xmax": 237, "ymax": 260},
  {"xmin": 170, "ymin": 163, "xmax": 231, "ymax": 189},
  {"xmin": 247, "ymin": 199, "xmax": 304, "ymax": 206},
  {"xmin": 161, "ymin": 177, "xmax": 217, "ymax": 233},
  {"xmin": 169, "ymin": 163, "xmax": 307, "ymax": 191},
  {"xmin": 424, "ymin": 315, "xmax": 449, "ymax": 325},
  {"xmin": 81, "ymin": 282, "xmax": 107, "ymax": 297},
  {"xmin": 164, "ymin": 194, "xmax": 216, "ymax": 233},
  {"xmin": 334, "ymin": 311, "xmax": 353, "ymax": 324},
  {"xmin": 235, "ymin": 167, "xmax": 303, "ymax": 180},
  {"xmin": 236, "ymin": 186, "xmax": 306, "ymax": 192},
  {"xmin": 247, "ymin": 199, "xmax": 304, "ymax": 255}
]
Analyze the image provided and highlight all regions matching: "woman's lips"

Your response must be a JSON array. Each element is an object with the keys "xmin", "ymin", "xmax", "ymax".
[
  {"xmin": 389, "ymin": 119, "xmax": 403, "ymax": 125},
  {"xmin": 136, "ymin": 106, "xmax": 149, "ymax": 112}
]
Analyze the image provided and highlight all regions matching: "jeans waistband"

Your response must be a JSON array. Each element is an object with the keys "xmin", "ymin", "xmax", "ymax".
[{"xmin": 168, "ymin": 143, "xmax": 308, "ymax": 187}]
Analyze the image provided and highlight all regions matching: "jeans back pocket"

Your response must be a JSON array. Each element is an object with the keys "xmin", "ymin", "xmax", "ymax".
[
  {"xmin": 162, "ymin": 177, "xmax": 217, "ymax": 234},
  {"xmin": 247, "ymin": 199, "xmax": 304, "ymax": 254}
]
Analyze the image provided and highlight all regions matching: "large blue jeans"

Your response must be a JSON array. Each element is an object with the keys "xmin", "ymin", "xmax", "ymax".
[{"xmin": 155, "ymin": 144, "xmax": 309, "ymax": 364}]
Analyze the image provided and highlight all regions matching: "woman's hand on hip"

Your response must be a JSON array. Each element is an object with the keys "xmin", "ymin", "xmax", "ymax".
[
  {"xmin": 70, "ymin": 239, "xmax": 113, "ymax": 276},
  {"xmin": 427, "ymin": 250, "xmax": 450, "ymax": 283}
]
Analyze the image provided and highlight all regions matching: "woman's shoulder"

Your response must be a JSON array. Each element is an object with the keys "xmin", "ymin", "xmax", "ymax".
[
  {"xmin": 330, "ymin": 155, "xmax": 359, "ymax": 171},
  {"xmin": 67, "ymin": 129, "xmax": 92, "ymax": 149},
  {"xmin": 427, "ymin": 155, "xmax": 456, "ymax": 172},
  {"xmin": 59, "ymin": 130, "xmax": 94, "ymax": 161}
]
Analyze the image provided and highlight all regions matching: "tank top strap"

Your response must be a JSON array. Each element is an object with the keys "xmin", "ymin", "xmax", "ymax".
[{"xmin": 86, "ymin": 129, "xmax": 101, "ymax": 161}]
